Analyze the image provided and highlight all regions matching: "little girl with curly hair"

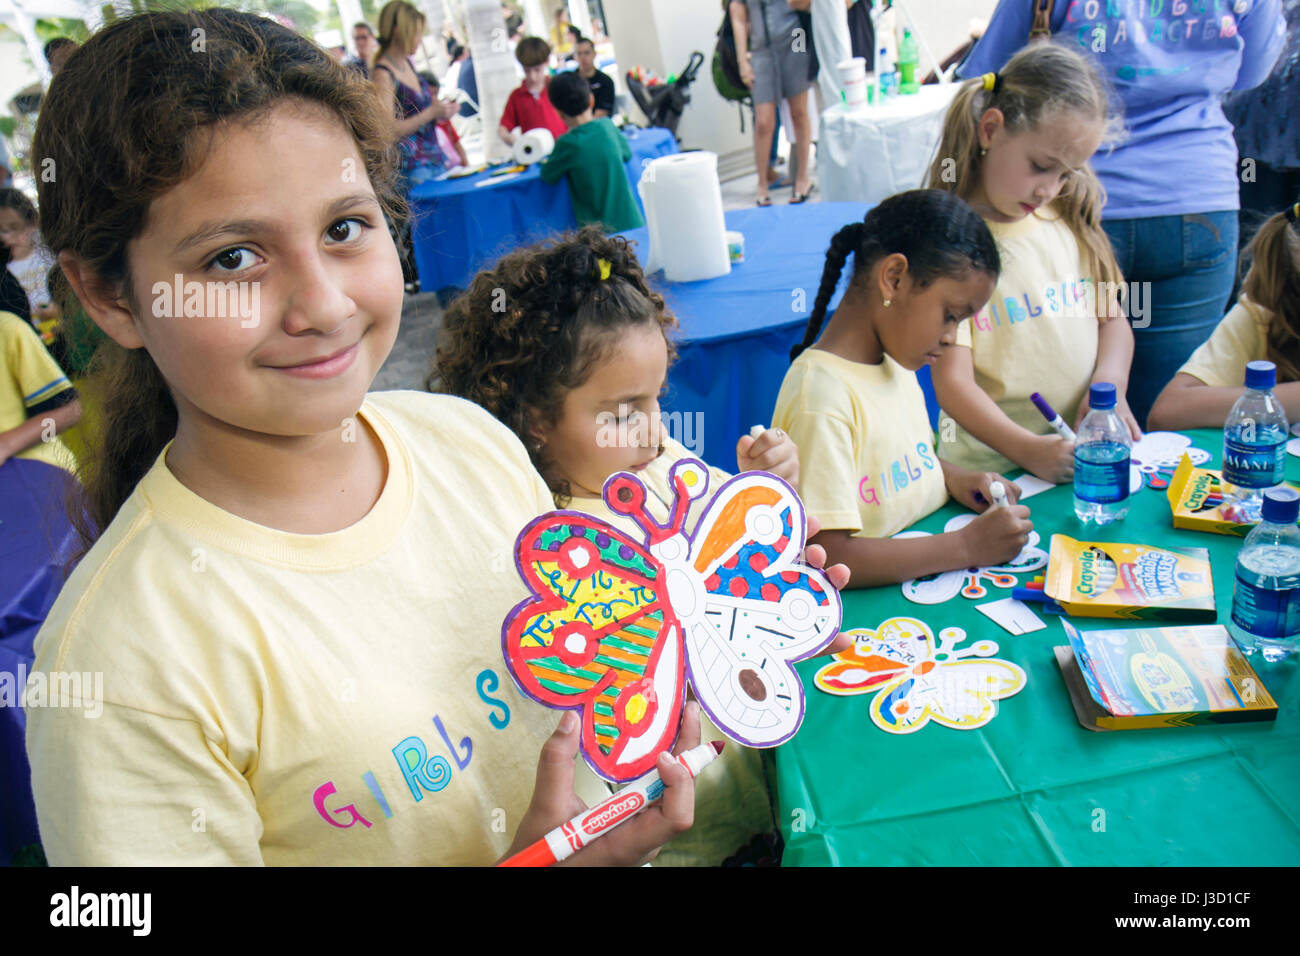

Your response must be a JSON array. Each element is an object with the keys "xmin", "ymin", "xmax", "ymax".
[{"xmin": 434, "ymin": 226, "xmax": 843, "ymax": 865}]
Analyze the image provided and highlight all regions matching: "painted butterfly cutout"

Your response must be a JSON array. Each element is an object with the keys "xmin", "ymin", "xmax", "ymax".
[
  {"xmin": 1130, "ymin": 432, "xmax": 1210, "ymax": 489},
  {"xmin": 895, "ymin": 514, "xmax": 1047, "ymax": 605},
  {"xmin": 813, "ymin": 616, "xmax": 1025, "ymax": 733},
  {"xmin": 502, "ymin": 459, "xmax": 842, "ymax": 782}
]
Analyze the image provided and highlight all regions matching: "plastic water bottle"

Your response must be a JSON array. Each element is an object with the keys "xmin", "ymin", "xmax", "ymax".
[
  {"xmin": 1221, "ymin": 360, "xmax": 1289, "ymax": 522},
  {"xmin": 1229, "ymin": 487, "xmax": 1300, "ymax": 661},
  {"xmin": 877, "ymin": 46, "xmax": 898, "ymax": 97},
  {"xmin": 1073, "ymin": 382, "xmax": 1131, "ymax": 524},
  {"xmin": 898, "ymin": 29, "xmax": 919, "ymax": 94}
]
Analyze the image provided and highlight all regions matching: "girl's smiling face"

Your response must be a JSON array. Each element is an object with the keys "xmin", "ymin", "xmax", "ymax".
[
  {"xmin": 970, "ymin": 107, "xmax": 1103, "ymax": 224},
  {"xmin": 113, "ymin": 99, "xmax": 403, "ymax": 440}
]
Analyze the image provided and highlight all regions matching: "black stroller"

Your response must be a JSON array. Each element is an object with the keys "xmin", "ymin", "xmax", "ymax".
[{"xmin": 625, "ymin": 51, "xmax": 705, "ymax": 139}]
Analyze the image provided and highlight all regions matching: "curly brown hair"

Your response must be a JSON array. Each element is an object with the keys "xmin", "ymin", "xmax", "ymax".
[
  {"xmin": 432, "ymin": 226, "xmax": 678, "ymax": 505},
  {"xmin": 35, "ymin": 8, "xmax": 402, "ymax": 553}
]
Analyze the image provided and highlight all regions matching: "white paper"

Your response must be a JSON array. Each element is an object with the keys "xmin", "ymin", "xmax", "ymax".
[
  {"xmin": 1011, "ymin": 474, "xmax": 1054, "ymax": 500},
  {"xmin": 975, "ymin": 598, "xmax": 1046, "ymax": 636}
]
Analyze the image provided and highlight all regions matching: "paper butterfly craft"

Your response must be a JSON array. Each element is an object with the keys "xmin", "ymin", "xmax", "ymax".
[
  {"xmin": 896, "ymin": 514, "xmax": 1047, "ymax": 605},
  {"xmin": 1130, "ymin": 432, "xmax": 1211, "ymax": 490},
  {"xmin": 813, "ymin": 616, "xmax": 1026, "ymax": 733},
  {"xmin": 502, "ymin": 459, "xmax": 842, "ymax": 782}
]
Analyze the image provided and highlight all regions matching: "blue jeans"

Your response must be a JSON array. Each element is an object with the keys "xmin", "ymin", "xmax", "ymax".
[{"xmin": 1102, "ymin": 211, "xmax": 1238, "ymax": 429}]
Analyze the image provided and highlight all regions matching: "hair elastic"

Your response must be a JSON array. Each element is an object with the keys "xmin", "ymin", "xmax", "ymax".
[
  {"xmin": 596, "ymin": 258, "xmax": 612, "ymax": 281},
  {"xmin": 981, "ymin": 72, "xmax": 1002, "ymax": 94},
  {"xmin": 1287, "ymin": 202, "xmax": 1300, "ymax": 224}
]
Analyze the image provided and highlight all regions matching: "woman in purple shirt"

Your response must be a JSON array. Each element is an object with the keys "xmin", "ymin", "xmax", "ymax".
[{"xmin": 960, "ymin": 0, "xmax": 1285, "ymax": 426}]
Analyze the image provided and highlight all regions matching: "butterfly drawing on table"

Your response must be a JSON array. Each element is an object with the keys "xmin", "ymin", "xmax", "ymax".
[
  {"xmin": 502, "ymin": 459, "xmax": 842, "ymax": 782},
  {"xmin": 895, "ymin": 514, "xmax": 1047, "ymax": 605},
  {"xmin": 1130, "ymin": 432, "xmax": 1211, "ymax": 490},
  {"xmin": 813, "ymin": 617, "xmax": 1026, "ymax": 734}
]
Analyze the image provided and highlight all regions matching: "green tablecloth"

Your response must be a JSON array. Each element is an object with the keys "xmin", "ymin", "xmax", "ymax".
[{"xmin": 776, "ymin": 429, "xmax": 1300, "ymax": 866}]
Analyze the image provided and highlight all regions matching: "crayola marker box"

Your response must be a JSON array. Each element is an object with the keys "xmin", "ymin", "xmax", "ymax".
[
  {"xmin": 1054, "ymin": 621, "xmax": 1277, "ymax": 731},
  {"xmin": 1044, "ymin": 535, "xmax": 1215, "ymax": 622},
  {"xmin": 1166, "ymin": 454, "xmax": 1300, "ymax": 537}
]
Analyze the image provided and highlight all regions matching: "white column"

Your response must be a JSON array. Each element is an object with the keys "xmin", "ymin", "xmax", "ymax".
[
  {"xmin": 567, "ymin": 0, "xmax": 592, "ymax": 40},
  {"xmin": 1, "ymin": 0, "xmax": 52, "ymax": 87},
  {"xmin": 336, "ymin": 0, "xmax": 367, "ymax": 53},
  {"xmin": 464, "ymin": 0, "xmax": 515, "ymax": 161},
  {"xmin": 810, "ymin": 0, "xmax": 851, "ymax": 109},
  {"xmin": 521, "ymin": 0, "xmax": 545, "ymax": 38},
  {"xmin": 418, "ymin": 0, "xmax": 449, "ymax": 76}
]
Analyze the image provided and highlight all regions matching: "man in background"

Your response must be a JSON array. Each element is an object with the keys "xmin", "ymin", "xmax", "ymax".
[{"xmin": 574, "ymin": 35, "xmax": 614, "ymax": 118}]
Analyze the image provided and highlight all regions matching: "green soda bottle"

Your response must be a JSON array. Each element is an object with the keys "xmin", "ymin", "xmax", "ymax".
[{"xmin": 899, "ymin": 29, "xmax": 919, "ymax": 94}]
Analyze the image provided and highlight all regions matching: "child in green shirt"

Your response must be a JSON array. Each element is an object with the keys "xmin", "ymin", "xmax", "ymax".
[{"xmin": 539, "ymin": 71, "xmax": 644, "ymax": 234}]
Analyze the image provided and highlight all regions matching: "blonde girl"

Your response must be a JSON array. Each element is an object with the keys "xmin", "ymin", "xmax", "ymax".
[{"xmin": 927, "ymin": 43, "xmax": 1140, "ymax": 485}]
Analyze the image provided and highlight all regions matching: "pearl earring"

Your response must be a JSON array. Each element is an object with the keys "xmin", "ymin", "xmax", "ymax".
[
  {"xmin": 883, "ymin": 298, "xmax": 892, "ymax": 307},
  {"xmin": 980, "ymin": 147, "xmax": 988, "ymax": 157}
]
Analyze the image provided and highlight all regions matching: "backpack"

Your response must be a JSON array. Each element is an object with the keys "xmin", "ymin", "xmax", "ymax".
[{"xmin": 712, "ymin": 8, "xmax": 750, "ymax": 103}]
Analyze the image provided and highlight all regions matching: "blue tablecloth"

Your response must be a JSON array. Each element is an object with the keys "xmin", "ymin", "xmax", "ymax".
[
  {"xmin": 1, "ymin": 458, "xmax": 78, "ymax": 866},
  {"xmin": 618, "ymin": 201, "xmax": 941, "ymax": 470},
  {"xmin": 409, "ymin": 125, "xmax": 678, "ymax": 294}
]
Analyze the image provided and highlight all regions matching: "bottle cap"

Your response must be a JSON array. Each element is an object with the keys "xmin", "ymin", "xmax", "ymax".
[
  {"xmin": 1088, "ymin": 382, "xmax": 1117, "ymax": 410},
  {"xmin": 1245, "ymin": 360, "xmax": 1276, "ymax": 390},
  {"xmin": 1261, "ymin": 487, "xmax": 1300, "ymax": 525}
]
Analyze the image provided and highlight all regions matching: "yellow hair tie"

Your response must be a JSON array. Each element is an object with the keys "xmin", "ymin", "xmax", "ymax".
[
  {"xmin": 1288, "ymin": 202, "xmax": 1300, "ymax": 224},
  {"xmin": 597, "ymin": 258, "xmax": 612, "ymax": 281},
  {"xmin": 982, "ymin": 72, "xmax": 997, "ymax": 92}
]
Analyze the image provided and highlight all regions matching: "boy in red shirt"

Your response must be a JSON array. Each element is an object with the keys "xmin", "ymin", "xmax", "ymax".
[{"xmin": 498, "ymin": 37, "xmax": 567, "ymax": 146}]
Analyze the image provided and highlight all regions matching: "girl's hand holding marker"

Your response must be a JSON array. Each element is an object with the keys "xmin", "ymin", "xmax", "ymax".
[
  {"xmin": 1026, "ymin": 392, "xmax": 1077, "ymax": 485},
  {"xmin": 505, "ymin": 703, "xmax": 706, "ymax": 867},
  {"xmin": 738, "ymin": 423, "xmax": 799, "ymax": 490}
]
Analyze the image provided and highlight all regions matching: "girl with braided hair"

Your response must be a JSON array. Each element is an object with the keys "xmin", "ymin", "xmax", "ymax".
[{"xmin": 773, "ymin": 189, "xmax": 1033, "ymax": 589}]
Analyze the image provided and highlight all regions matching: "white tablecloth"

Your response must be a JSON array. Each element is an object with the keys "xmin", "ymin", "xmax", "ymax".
[{"xmin": 818, "ymin": 83, "xmax": 962, "ymax": 205}]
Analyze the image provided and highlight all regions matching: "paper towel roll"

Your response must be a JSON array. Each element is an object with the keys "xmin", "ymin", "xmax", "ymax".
[
  {"xmin": 513, "ymin": 127, "xmax": 555, "ymax": 165},
  {"xmin": 637, "ymin": 152, "xmax": 730, "ymax": 283}
]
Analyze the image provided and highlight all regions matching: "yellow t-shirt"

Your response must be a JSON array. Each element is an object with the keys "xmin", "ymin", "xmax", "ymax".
[
  {"xmin": 942, "ymin": 210, "xmax": 1103, "ymax": 473},
  {"xmin": 1179, "ymin": 296, "xmax": 1273, "ymax": 387},
  {"xmin": 25, "ymin": 391, "xmax": 610, "ymax": 865},
  {"xmin": 565, "ymin": 436, "xmax": 774, "ymax": 865},
  {"xmin": 772, "ymin": 348, "xmax": 948, "ymax": 539},
  {"xmin": 1, "ymin": 310, "xmax": 75, "ymax": 471}
]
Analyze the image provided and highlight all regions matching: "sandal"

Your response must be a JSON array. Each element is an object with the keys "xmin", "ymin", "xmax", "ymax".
[
  {"xmin": 789, "ymin": 183, "xmax": 816, "ymax": 204},
  {"xmin": 756, "ymin": 195, "xmax": 773, "ymax": 207}
]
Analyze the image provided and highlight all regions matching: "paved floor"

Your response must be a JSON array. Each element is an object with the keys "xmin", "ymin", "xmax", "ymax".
[{"xmin": 375, "ymin": 135, "xmax": 824, "ymax": 393}]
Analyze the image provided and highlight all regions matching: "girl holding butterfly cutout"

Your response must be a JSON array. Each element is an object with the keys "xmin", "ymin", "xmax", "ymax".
[
  {"xmin": 774, "ymin": 189, "xmax": 1034, "ymax": 589},
  {"xmin": 26, "ymin": 9, "xmax": 705, "ymax": 867},
  {"xmin": 1148, "ymin": 204, "xmax": 1300, "ymax": 430},
  {"xmin": 434, "ymin": 227, "xmax": 851, "ymax": 865}
]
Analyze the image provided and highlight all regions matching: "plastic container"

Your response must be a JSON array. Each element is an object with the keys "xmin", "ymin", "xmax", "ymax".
[
  {"xmin": 1073, "ymin": 382, "xmax": 1131, "ymax": 524},
  {"xmin": 1221, "ymin": 360, "xmax": 1289, "ymax": 523},
  {"xmin": 1229, "ymin": 487, "xmax": 1300, "ymax": 661}
]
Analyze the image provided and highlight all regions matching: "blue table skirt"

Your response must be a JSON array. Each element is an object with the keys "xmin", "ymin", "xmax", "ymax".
[
  {"xmin": 0, "ymin": 458, "xmax": 79, "ymax": 866},
  {"xmin": 409, "ymin": 126, "xmax": 677, "ymax": 294},
  {"xmin": 618, "ymin": 202, "xmax": 940, "ymax": 470}
]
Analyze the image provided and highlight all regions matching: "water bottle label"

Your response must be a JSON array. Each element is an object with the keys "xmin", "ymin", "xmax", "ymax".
[
  {"xmin": 1222, "ymin": 437, "xmax": 1286, "ymax": 488},
  {"xmin": 1073, "ymin": 455, "xmax": 1129, "ymax": 504},
  {"xmin": 1231, "ymin": 573, "xmax": 1300, "ymax": 639}
]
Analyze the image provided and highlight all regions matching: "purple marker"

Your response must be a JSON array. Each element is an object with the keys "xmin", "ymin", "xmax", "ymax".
[{"xmin": 1030, "ymin": 392, "xmax": 1077, "ymax": 442}]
